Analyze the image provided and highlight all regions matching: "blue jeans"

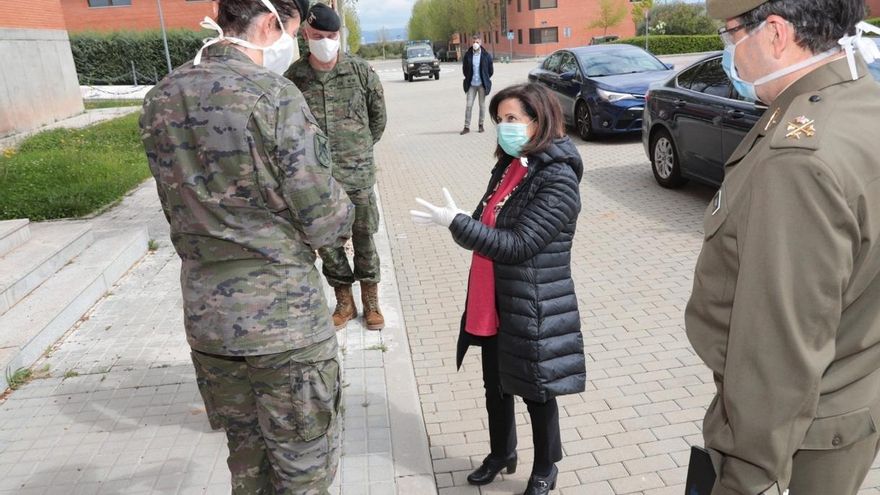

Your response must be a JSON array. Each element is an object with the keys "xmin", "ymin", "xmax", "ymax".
[{"xmin": 465, "ymin": 84, "xmax": 486, "ymax": 128}]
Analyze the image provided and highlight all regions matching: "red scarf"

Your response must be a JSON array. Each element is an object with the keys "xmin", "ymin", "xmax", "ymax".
[{"xmin": 464, "ymin": 158, "xmax": 529, "ymax": 337}]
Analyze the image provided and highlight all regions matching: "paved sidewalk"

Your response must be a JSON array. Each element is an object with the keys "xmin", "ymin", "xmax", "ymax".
[{"xmin": 0, "ymin": 181, "xmax": 433, "ymax": 494}]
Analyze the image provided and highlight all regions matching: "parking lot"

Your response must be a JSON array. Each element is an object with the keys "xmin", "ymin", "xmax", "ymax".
[{"xmin": 368, "ymin": 55, "xmax": 880, "ymax": 494}]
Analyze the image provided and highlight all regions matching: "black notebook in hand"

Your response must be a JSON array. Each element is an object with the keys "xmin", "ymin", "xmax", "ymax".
[{"xmin": 685, "ymin": 446, "xmax": 716, "ymax": 495}]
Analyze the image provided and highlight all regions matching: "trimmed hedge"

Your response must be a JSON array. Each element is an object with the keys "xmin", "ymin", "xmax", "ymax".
[
  {"xmin": 71, "ymin": 30, "xmax": 310, "ymax": 85},
  {"xmin": 71, "ymin": 30, "xmax": 207, "ymax": 85},
  {"xmin": 615, "ymin": 35, "xmax": 723, "ymax": 55},
  {"xmin": 868, "ymin": 17, "xmax": 880, "ymax": 28}
]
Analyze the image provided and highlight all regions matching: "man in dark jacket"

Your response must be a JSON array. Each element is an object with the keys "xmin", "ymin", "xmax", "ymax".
[{"xmin": 460, "ymin": 34, "xmax": 494, "ymax": 135}]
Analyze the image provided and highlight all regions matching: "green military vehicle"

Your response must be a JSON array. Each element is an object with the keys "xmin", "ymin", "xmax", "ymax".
[{"xmin": 402, "ymin": 40, "xmax": 440, "ymax": 82}]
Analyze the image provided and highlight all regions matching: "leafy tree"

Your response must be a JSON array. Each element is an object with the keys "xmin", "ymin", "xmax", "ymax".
[
  {"xmin": 589, "ymin": 0, "xmax": 628, "ymax": 36},
  {"xmin": 637, "ymin": 1, "xmax": 718, "ymax": 36},
  {"xmin": 344, "ymin": 7, "xmax": 361, "ymax": 53},
  {"xmin": 630, "ymin": 0, "xmax": 653, "ymax": 30}
]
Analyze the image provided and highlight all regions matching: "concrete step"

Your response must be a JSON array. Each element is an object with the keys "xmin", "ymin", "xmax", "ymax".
[
  {"xmin": 0, "ymin": 222, "xmax": 93, "ymax": 316},
  {"xmin": 0, "ymin": 227, "xmax": 148, "ymax": 391},
  {"xmin": 0, "ymin": 219, "xmax": 30, "ymax": 258}
]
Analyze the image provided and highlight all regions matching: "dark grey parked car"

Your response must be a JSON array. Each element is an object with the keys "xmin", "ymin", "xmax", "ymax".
[{"xmin": 643, "ymin": 41, "xmax": 880, "ymax": 188}]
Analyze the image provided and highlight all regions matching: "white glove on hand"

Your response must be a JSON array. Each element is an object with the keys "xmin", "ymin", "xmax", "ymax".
[{"xmin": 410, "ymin": 188, "xmax": 467, "ymax": 228}]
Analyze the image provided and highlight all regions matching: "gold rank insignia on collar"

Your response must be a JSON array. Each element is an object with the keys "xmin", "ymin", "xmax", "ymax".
[{"xmin": 786, "ymin": 116, "xmax": 816, "ymax": 140}]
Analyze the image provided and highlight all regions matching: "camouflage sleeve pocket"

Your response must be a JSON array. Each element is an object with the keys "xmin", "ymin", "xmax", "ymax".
[{"xmin": 292, "ymin": 357, "xmax": 341, "ymax": 442}]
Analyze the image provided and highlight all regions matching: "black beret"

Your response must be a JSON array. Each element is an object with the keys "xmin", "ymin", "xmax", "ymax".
[{"xmin": 307, "ymin": 3, "xmax": 340, "ymax": 32}]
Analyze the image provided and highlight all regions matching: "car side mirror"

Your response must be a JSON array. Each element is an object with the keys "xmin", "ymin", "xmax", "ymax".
[
  {"xmin": 560, "ymin": 70, "xmax": 577, "ymax": 81},
  {"xmin": 666, "ymin": 63, "xmax": 675, "ymax": 70}
]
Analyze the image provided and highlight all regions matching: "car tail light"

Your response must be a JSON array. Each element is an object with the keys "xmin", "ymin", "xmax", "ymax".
[{"xmin": 645, "ymin": 90, "xmax": 651, "ymax": 105}]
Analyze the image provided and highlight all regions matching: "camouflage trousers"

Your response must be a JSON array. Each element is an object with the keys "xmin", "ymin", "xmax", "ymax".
[
  {"xmin": 191, "ymin": 337, "xmax": 341, "ymax": 494},
  {"xmin": 319, "ymin": 187, "xmax": 380, "ymax": 287}
]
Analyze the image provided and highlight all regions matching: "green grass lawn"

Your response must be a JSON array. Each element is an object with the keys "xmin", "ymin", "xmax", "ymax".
[
  {"xmin": 84, "ymin": 99, "xmax": 143, "ymax": 110},
  {"xmin": 0, "ymin": 112, "xmax": 151, "ymax": 221}
]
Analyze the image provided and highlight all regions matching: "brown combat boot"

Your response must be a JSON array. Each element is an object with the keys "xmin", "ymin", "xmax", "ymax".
[
  {"xmin": 332, "ymin": 285, "xmax": 357, "ymax": 330},
  {"xmin": 360, "ymin": 282, "xmax": 385, "ymax": 331}
]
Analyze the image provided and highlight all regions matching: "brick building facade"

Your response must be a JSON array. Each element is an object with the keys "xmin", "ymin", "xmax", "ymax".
[
  {"xmin": 480, "ymin": 0, "xmax": 638, "ymax": 59},
  {"xmin": 59, "ymin": 0, "xmax": 214, "ymax": 33},
  {"xmin": 477, "ymin": 0, "xmax": 880, "ymax": 59}
]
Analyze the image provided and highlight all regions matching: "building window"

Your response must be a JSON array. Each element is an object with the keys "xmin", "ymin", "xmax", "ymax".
[
  {"xmin": 495, "ymin": 31, "xmax": 499, "ymax": 44},
  {"xmin": 88, "ymin": 0, "xmax": 131, "ymax": 6},
  {"xmin": 517, "ymin": 0, "xmax": 522, "ymax": 12},
  {"xmin": 529, "ymin": 0, "xmax": 557, "ymax": 9},
  {"xmin": 518, "ymin": 29, "xmax": 523, "ymax": 44},
  {"xmin": 529, "ymin": 27, "xmax": 558, "ymax": 44}
]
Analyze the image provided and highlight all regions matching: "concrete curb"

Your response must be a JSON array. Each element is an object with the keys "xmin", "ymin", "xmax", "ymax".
[{"xmin": 373, "ymin": 187, "xmax": 438, "ymax": 495}]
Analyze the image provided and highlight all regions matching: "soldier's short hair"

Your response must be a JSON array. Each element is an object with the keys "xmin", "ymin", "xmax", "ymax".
[
  {"xmin": 739, "ymin": 0, "xmax": 865, "ymax": 54},
  {"xmin": 217, "ymin": 0, "xmax": 302, "ymax": 37}
]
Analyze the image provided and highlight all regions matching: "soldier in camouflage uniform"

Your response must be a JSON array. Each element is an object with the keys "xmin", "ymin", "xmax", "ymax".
[
  {"xmin": 286, "ymin": 4, "xmax": 388, "ymax": 331},
  {"xmin": 139, "ymin": 0, "xmax": 353, "ymax": 493}
]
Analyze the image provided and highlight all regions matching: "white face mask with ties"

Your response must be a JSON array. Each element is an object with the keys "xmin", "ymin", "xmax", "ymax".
[{"xmin": 194, "ymin": 0, "xmax": 299, "ymax": 75}]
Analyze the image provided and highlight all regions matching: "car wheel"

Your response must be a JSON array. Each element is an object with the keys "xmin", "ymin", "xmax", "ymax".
[
  {"xmin": 434, "ymin": 71, "xmax": 440, "ymax": 80},
  {"xmin": 650, "ymin": 128, "xmax": 687, "ymax": 188},
  {"xmin": 575, "ymin": 102, "xmax": 593, "ymax": 141},
  {"xmin": 404, "ymin": 73, "xmax": 409, "ymax": 81}
]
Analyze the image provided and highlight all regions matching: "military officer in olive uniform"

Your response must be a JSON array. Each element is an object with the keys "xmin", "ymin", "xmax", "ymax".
[
  {"xmin": 686, "ymin": 1, "xmax": 880, "ymax": 494},
  {"xmin": 286, "ymin": 4, "xmax": 388, "ymax": 331},
  {"xmin": 140, "ymin": 0, "xmax": 354, "ymax": 492}
]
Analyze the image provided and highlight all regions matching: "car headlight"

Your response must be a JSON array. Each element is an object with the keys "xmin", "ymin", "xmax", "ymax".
[
  {"xmin": 433, "ymin": 61, "xmax": 439, "ymax": 66},
  {"xmin": 408, "ymin": 63, "xmax": 414, "ymax": 68},
  {"xmin": 597, "ymin": 88, "xmax": 637, "ymax": 102}
]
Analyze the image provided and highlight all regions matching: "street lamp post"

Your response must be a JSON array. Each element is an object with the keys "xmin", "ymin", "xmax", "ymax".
[
  {"xmin": 156, "ymin": 0, "xmax": 173, "ymax": 76},
  {"xmin": 644, "ymin": 7, "xmax": 649, "ymax": 51}
]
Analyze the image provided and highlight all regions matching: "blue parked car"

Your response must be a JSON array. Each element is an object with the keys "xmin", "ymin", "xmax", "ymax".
[{"xmin": 528, "ymin": 44, "xmax": 676, "ymax": 140}]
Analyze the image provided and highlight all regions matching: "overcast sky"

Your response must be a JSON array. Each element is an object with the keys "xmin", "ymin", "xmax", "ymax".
[{"xmin": 355, "ymin": 0, "xmax": 416, "ymax": 31}]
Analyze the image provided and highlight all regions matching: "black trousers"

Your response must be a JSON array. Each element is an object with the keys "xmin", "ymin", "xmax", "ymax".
[{"xmin": 481, "ymin": 336, "xmax": 563, "ymax": 470}]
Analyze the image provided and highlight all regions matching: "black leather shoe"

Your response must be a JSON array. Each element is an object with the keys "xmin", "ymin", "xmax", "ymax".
[
  {"xmin": 478, "ymin": 124, "xmax": 485, "ymax": 132},
  {"xmin": 460, "ymin": 127, "xmax": 470, "ymax": 135},
  {"xmin": 467, "ymin": 452, "xmax": 517, "ymax": 485},
  {"xmin": 523, "ymin": 465, "xmax": 558, "ymax": 495}
]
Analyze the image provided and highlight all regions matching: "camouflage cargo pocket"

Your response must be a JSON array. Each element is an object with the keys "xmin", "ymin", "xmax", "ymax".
[
  {"xmin": 292, "ymin": 357, "xmax": 341, "ymax": 442},
  {"xmin": 349, "ymin": 188, "xmax": 380, "ymax": 235}
]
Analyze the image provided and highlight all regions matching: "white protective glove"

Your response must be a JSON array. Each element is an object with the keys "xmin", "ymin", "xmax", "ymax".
[{"xmin": 410, "ymin": 188, "xmax": 467, "ymax": 228}]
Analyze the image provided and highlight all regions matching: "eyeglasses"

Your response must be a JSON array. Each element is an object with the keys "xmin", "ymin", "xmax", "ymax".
[{"xmin": 718, "ymin": 21, "xmax": 760, "ymax": 46}]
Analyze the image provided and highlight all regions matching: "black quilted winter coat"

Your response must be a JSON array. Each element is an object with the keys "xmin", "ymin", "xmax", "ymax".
[{"xmin": 451, "ymin": 137, "xmax": 586, "ymax": 403}]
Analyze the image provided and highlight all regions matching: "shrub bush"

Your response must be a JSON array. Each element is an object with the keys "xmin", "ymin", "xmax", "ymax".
[
  {"xmin": 0, "ymin": 113, "xmax": 151, "ymax": 221},
  {"xmin": 71, "ymin": 30, "xmax": 208, "ymax": 85},
  {"xmin": 615, "ymin": 35, "xmax": 723, "ymax": 55}
]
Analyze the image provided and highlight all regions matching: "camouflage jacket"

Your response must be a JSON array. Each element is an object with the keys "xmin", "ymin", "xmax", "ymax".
[
  {"xmin": 140, "ymin": 44, "xmax": 354, "ymax": 356},
  {"xmin": 286, "ymin": 54, "xmax": 386, "ymax": 190}
]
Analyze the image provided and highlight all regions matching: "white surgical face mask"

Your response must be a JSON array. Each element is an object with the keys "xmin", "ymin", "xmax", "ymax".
[
  {"xmin": 473, "ymin": 42, "xmax": 480, "ymax": 51},
  {"xmin": 194, "ymin": 0, "xmax": 298, "ymax": 75},
  {"xmin": 839, "ymin": 21, "xmax": 880, "ymax": 80},
  {"xmin": 309, "ymin": 37, "xmax": 340, "ymax": 63}
]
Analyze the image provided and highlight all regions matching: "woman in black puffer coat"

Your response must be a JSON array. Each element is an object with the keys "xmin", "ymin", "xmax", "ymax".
[{"xmin": 410, "ymin": 83, "xmax": 585, "ymax": 495}]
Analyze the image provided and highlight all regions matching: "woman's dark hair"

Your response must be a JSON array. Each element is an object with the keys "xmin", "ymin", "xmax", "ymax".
[
  {"xmin": 488, "ymin": 83, "xmax": 566, "ymax": 159},
  {"xmin": 739, "ymin": 0, "xmax": 865, "ymax": 53},
  {"xmin": 217, "ymin": 0, "xmax": 302, "ymax": 37}
]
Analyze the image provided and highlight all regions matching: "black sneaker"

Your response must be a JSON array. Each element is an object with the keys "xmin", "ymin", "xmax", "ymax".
[
  {"xmin": 460, "ymin": 127, "xmax": 470, "ymax": 135},
  {"xmin": 478, "ymin": 125, "xmax": 485, "ymax": 133}
]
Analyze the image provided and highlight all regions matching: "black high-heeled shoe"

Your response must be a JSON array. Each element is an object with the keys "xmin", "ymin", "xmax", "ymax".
[
  {"xmin": 522, "ymin": 465, "xmax": 558, "ymax": 495},
  {"xmin": 466, "ymin": 451, "xmax": 518, "ymax": 485}
]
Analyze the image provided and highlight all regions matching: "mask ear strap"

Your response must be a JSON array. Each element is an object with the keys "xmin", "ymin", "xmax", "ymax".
[
  {"xmin": 194, "ymin": 17, "xmax": 224, "ymax": 66},
  {"xmin": 839, "ymin": 21, "xmax": 880, "ymax": 80},
  {"xmin": 259, "ymin": 0, "xmax": 286, "ymax": 31}
]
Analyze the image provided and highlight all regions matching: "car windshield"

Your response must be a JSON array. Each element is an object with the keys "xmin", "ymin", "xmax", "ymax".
[
  {"xmin": 407, "ymin": 47, "xmax": 433, "ymax": 58},
  {"xmin": 579, "ymin": 50, "xmax": 667, "ymax": 77}
]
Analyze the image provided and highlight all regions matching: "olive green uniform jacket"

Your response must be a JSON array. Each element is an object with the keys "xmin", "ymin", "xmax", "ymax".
[
  {"xmin": 686, "ymin": 57, "xmax": 880, "ymax": 495},
  {"xmin": 286, "ymin": 54, "xmax": 386, "ymax": 190}
]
